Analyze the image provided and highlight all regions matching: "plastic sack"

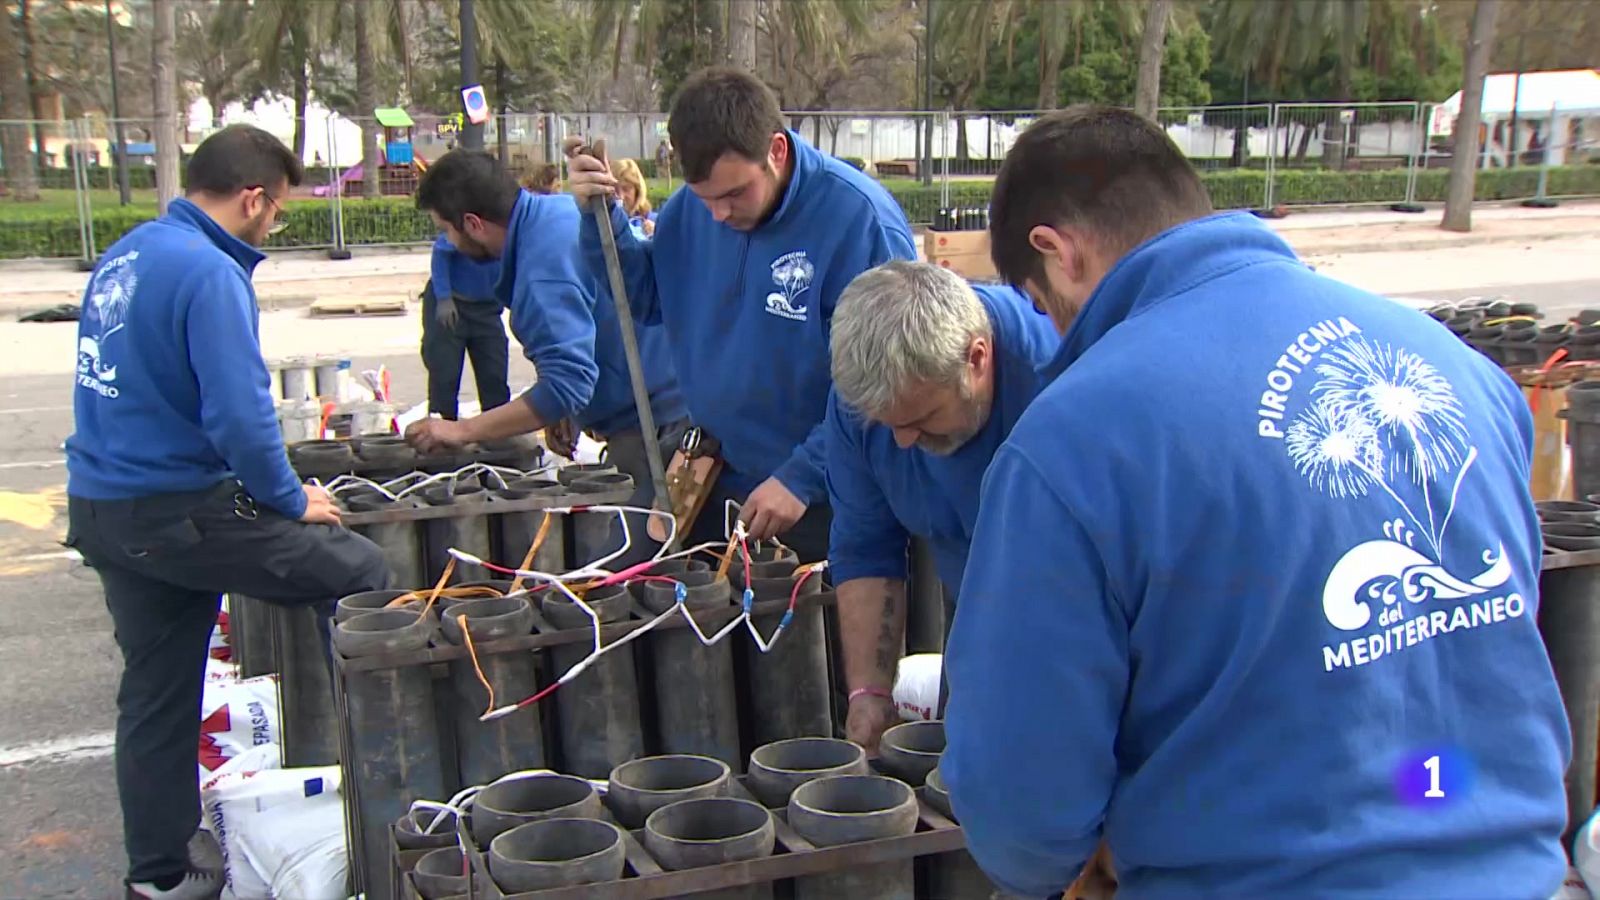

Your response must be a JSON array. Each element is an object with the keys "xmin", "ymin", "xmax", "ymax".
[
  {"xmin": 206, "ymin": 658, "xmax": 241, "ymax": 684},
  {"xmin": 893, "ymin": 653, "xmax": 942, "ymax": 722},
  {"xmin": 200, "ymin": 674, "xmax": 280, "ymax": 778},
  {"xmin": 1577, "ymin": 806, "xmax": 1600, "ymax": 897},
  {"xmin": 211, "ymin": 595, "xmax": 232, "ymax": 662},
  {"xmin": 202, "ymin": 765, "xmax": 342, "ymax": 900},
  {"xmin": 1557, "ymin": 866, "xmax": 1592, "ymax": 900}
]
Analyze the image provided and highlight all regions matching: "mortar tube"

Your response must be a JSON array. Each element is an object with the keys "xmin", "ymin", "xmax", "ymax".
[
  {"xmin": 747, "ymin": 737, "xmax": 869, "ymax": 808},
  {"xmin": 638, "ymin": 574, "xmax": 742, "ymax": 767},
  {"xmin": 338, "ymin": 616, "xmax": 446, "ymax": 900},
  {"xmin": 493, "ymin": 485, "xmax": 568, "ymax": 573},
  {"xmin": 642, "ymin": 797, "xmax": 776, "ymax": 900},
  {"xmin": 922, "ymin": 766, "xmax": 1001, "ymax": 898},
  {"xmin": 348, "ymin": 496, "xmax": 426, "ymax": 589},
  {"xmin": 488, "ymin": 818, "xmax": 627, "ymax": 893},
  {"xmin": 271, "ymin": 602, "xmax": 340, "ymax": 767},
  {"xmin": 542, "ymin": 583, "xmax": 646, "ymax": 778},
  {"xmin": 1568, "ymin": 383, "xmax": 1600, "ymax": 500},
  {"xmin": 607, "ymin": 754, "xmax": 732, "ymax": 829},
  {"xmin": 1539, "ymin": 562, "xmax": 1600, "ymax": 848},
  {"xmin": 568, "ymin": 477, "xmax": 635, "ymax": 566},
  {"xmin": 422, "ymin": 484, "xmax": 495, "ymax": 585},
  {"xmin": 441, "ymin": 596, "xmax": 547, "ymax": 786},
  {"xmin": 733, "ymin": 567, "xmax": 833, "ymax": 752},
  {"xmin": 230, "ymin": 594, "xmax": 277, "ymax": 679},
  {"xmin": 787, "ymin": 775, "xmax": 919, "ymax": 900}
]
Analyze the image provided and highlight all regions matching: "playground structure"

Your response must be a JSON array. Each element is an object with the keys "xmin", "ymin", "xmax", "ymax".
[{"xmin": 315, "ymin": 107, "xmax": 431, "ymax": 198}]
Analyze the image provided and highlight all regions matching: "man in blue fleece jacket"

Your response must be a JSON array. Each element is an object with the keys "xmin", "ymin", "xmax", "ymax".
[
  {"xmin": 824, "ymin": 261, "xmax": 1058, "ymax": 752},
  {"xmin": 944, "ymin": 106, "xmax": 1570, "ymax": 898},
  {"xmin": 567, "ymin": 67, "xmax": 917, "ymax": 562},
  {"xmin": 422, "ymin": 233, "xmax": 510, "ymax": 420},
  {"xmin": 407, "ymin": 151, "xmax": 686, "ymax": 565},
  {"xmin": 64, "ymin": 126, "xmax": 390, "ymax": 900}
]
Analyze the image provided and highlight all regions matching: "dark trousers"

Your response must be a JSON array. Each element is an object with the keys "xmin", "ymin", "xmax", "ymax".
[
  {"xmin": 683, "ymin": 473, "xmax": 832, "ymax": 565},
  {"xmin": 599, "ymin": 420, "xmax": 689, "ymax": 569},
  {"xmin": 66, "ymin": 482, "xmax": 391, "ymax": 884},
  {"xmin": 421, "ymin": 287, "xmax": 511, "ymax": 420}
]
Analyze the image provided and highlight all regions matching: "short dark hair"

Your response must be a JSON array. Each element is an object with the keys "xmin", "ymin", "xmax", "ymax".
[
  {"xmin": 667, "ymin": 67, "xmax": 784, "ymax": 183},
  {"xmin": 415, "ymin": 150, "xmax": 521, "ymax": 227},
  {"xmin": 185, "ymin": 125, "xmax": 303, "ymax": 197},
  {"xmin": 989, "ymin": 105, "xmax": 1213, "ymax": 287},
  {"xmin": 523, "ymin": 163, "xmax": 560, "ymax": 194}
]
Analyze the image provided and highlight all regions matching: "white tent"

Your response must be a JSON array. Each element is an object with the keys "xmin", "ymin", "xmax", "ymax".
[
  {"xmin": 1437, "ymin": 69, "xmax": 1600, "ymax": 166},
  {"xmin": 1441, "ymin": 69, "xmax": 1600, "ymax": 117}
]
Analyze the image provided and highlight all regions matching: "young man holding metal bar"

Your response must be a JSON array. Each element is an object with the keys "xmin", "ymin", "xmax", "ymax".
[
  {"xmin": 945, "ymin": 105, "xmax": 1568, "ymax": 899},
  {"xmin": 406, "ymin": 151, "xmax": 686, "ymax": 566},
  {"xmin": 565, "ymin": 67, "xmax": 918, "ymax": 562},
  {"xmin": 823, "ymin": 261, "xmax": 1059, "ymax": 754},
  {"xmin": 63, "ymin": 125, "xmax": 391, "ymax": 900}
]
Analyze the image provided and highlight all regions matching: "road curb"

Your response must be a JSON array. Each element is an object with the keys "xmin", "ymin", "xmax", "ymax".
[{"xmin": 1293, "ymin": 227, "xmax": 1600, "ymax": 258}]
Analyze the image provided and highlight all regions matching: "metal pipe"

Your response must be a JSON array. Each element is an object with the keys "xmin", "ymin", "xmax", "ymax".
[
  {"xmin": 639, "ymin": 574, "xmax": 742, "ymax": 766},
  {"xmin": 607, "ymin": 754, "xmax": 731, "ymax": 829},
  {"xmin": 542, "ymin": 584, "xmax": 646, "ymax": 778},
  {"xmin": 472, "ymin": 773, "xmax": 604, "ymax": 845},
  {"xmin": 787, "ymin": 775, "xmax": 919, "ymax": 900},
  {"xmin": 643, "ymin": 797, "xmax": 776, "ymax": 900},
  {"xmin": 588, "ymin": 193, "xmax": 674, "ymax": 547},
  {"xmin": 347, "ymin": 496, "xmax": 426, "ymax": 588},
  {"xmin": 923, "ymin": 766, "xmax": 1001, "ymax": 897},
  {"xmin": 230, "ymin": 594, "xmax": 277, "ymax": 678},
  {"xmin": 421, "ymin": 483, "xmax": 494, "ymax": 584},
  {"xmin": 878, "ymin": 720, "xmax": 945, "ymax": 786},
  {"xmin": 906, "ymin": 538, "xmax": 946, "ymax": 653},
  {"xmin": 494, "ymin": 482, "xmax": 568, "ymax": 572},
  {"xmin": 1538, "ymin": 560, "xmax": 1600, "ymax": 847},
  {"xmin": 441, "ymin": 596, "xmax": 546, "ymax": 786}
]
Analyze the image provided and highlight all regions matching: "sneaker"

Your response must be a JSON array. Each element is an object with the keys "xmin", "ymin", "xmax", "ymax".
[{"xmin": 125, "ymin": 866, "xmax": 221, "ymax": 900}]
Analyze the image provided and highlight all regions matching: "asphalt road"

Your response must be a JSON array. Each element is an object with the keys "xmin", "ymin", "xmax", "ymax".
[{"xmin": 2, "ymin": 277, "xmax": 1597, "ymax": 897}]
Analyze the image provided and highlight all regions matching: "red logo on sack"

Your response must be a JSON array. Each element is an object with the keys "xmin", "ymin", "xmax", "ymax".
[{"xmin": 199, "ymin": 705, "xmax": 231, "ymax": 772}]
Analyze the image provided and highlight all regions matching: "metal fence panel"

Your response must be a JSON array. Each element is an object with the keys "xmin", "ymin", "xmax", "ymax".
[{"xmin": 1265, "ymin": 102, "xmax": 1423, "ymax": 208}]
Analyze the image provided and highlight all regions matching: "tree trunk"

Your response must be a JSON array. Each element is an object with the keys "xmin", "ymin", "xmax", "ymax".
[
  {"xmin": 19, "ymin": 0, "xmax": 45, "ymax": 167},
  {"xmin": 954, "ymin": 113, "xmax": 969, "ymax": 159},
  {"xmin": 1443, "ymin": 0, "xmax": 1500, "ymax": 232},
  {"xmin": 727, "ymin": 0, "xmax": 757, "ymax": 71},
  {"xmin": 1133, "ymin": 0, "xmax": 1172, "ymax": 122},
  {"xmin": 291, "ymin": 33, "xmax": 308, "ymax": 162},
  {"xmin": 152, "ymin": 0, "xmax": 180, "ymax": 213},
  {"xmin": 354, "ymin": 1, "xmax": 382, "ymax": 199},
  {"xmin": 1037, "ymin": 39, "xmax": 1061, "ymax": 109},
  {"xmin": 0, "ymin": 0, "xmax": 40, "ymax": 201},
  {"xmin": 1323, "ymin": 2, "xmax": 1359, "ymax": 170}
]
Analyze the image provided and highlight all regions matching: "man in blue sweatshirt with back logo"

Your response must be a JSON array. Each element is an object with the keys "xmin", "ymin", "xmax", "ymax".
[
  {"xmin": 567, "ymin": 67, "xmax": 917, "ymax": 562},
  {"xmin": 64, "ymin": 125, "xmax": 390, "ymax": 900},
  {"xmin": 824, "ymin": 261, "xmax": 1058, "ymax": 753},
  {"xmin": 422, "ymin": 232, "xmax": 511, "ymax": 421},
  {"xmin": 944, "ymin": 106, "xmax": 1570, "ymax": 898},
  {"xmin": 407, "ymin": 151, "xmax": 686, "ymax": 565}
]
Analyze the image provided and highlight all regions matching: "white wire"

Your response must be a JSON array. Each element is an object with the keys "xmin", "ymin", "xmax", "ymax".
[{"xmin": 326, "ymin": 475, "xmax": 399, "ymax": 500}]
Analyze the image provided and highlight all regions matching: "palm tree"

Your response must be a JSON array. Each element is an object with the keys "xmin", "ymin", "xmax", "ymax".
[
  {"xmin": 591, "ymin": 0, "xmax": 871, "ymax": 84},
  {"xmin": 1134, "ymin": 0, "xmax": 1174, "ymax": 121},
  {"xmin": 152, "ymin": 0, "xmax": 180, "ymax": 213},
  {"xmin": 0, "ymin": 0, "xmax": 40, "ymax": 201},
  {"xmin": 727, "ymin": 0, "xmax": 758, "ymax": 69},
  {"xmin": 1443, "ymin": 0, "xmax": 1500, "ymax": 232},
  {"xmin": 243, "ymin": 0, "xmax": 325, "ymax": 161},
  {"xmin": 352, "ymin": 0, "xmax": 381, "ymax": 199}
]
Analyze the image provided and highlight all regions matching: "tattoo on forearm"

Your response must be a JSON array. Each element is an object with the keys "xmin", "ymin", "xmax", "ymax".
[{"xmin": 874, "ymin": 592, "xmax": 899, "ymax": 677}]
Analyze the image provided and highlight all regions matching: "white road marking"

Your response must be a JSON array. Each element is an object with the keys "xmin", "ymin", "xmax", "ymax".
[
  {"xmin": 0, "ymin": 731, "xmax": 116, "ymax": 767},
  {"xmin": 11, "ymin": 549, "xmax": 81, "ymax": 564},
  {"xmin": 0, "ymin": 458, "xmax": 64, "ymax": 470}
]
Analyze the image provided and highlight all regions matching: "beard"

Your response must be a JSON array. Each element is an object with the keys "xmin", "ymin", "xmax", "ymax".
[
  {"xmin": 915, "ymin": 382, "xmax": 991, "ymax": 457},
  {"xmin": 454, "ymin": 232, "xmax": 496, "ymax": 261}
]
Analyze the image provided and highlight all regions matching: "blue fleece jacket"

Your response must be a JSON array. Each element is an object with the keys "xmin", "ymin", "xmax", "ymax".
[
  {"xmin": 579, "ymin": 132, "xmax": 917, "ymax": 500},
  {"xmin": 825, "ymin": 284, "xmax": 1058, "ymax": 593},
  {"xmin": 65, "ymin": 199, "xmax": 306, "ymax": 519},
  {"xmin": 430, "ymin": 234, "xmax": 502, "ymax": 304},
  {"xmin": 945, "ymin": 213, "xmax": 1569, "ymax": 899},
  {"xmin": 498, "ymin": 190, "xmax": 684, "ymax": 436}
]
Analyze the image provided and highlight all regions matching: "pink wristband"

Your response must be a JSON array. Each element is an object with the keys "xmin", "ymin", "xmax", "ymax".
[{"xmin": 849, "ymin": 686, "xmax": 894, "ymax": 704}]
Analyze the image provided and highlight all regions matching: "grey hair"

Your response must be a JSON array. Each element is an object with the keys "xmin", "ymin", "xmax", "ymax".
[{"xmin": 830, "ymin": 260, "xmax": 992, "ymax": 419}]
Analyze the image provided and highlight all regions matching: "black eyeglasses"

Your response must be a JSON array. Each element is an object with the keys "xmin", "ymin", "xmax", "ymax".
[{"xmin": 252, "ymin": 186, "xmax": 289, "ymax": 235}]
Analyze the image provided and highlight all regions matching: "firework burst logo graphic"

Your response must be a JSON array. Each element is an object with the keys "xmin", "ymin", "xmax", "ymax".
[{"xmin": 1286, "ymin": 333, "xmax": 1510, "ymax": 634}]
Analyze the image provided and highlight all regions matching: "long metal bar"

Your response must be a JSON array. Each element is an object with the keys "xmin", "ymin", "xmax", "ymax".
[{"xmin": 589, "ymin": 193, "xmax": 675, "ymax": 550}]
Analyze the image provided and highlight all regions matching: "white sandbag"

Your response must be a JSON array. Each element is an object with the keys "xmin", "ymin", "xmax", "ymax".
[
  {"xmin": 246, "ymin": 784, "xmax": 347, "ymax": 900},
  {"xmin": 1556, "ymin": 866, "xmax": 1592, "ymax": 900},
  {"xmin": 200, "ymin": 674, "xmax": 280, "ymax": 778},
  {"xmin": 1577, "ymin": 806, "xmax": 1600, "ymax": 896},
  {"xmin": 203, "ymin": 743, "xmax": 281, "ymax": 785},
  {"xmin": 206, "ymin": 658, "xmax": 241, "ymax": 684},
  {"xmin": 893, "ymin": 653, "xmax": 942, "ymax": 722},
  {"xmin": 211, "ymin": 595, "xmax": 232, "ymax": 662},
  {"xmin": 203, "ymin": 765, "xmax": 341, "ymax": 900}
]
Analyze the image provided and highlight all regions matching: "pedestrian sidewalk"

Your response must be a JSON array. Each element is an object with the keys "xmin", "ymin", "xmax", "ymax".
[{"xmin": 2, "ymin": 200, "xmax": 1597, "ymax": 319}]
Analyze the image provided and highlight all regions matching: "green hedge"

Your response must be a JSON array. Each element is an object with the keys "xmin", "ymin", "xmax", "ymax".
[{"xmin": 7, "ymin": 165, "xmax": 1600, "ymax": 260}]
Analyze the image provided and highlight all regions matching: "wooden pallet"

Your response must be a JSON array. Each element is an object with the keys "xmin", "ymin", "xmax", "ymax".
[{"xmin": 309, "ymin": 297, "xmax": 410, "ymax": 318}]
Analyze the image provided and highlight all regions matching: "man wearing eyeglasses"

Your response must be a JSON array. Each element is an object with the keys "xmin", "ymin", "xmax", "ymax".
[{"xmin": 64, "ymin": 125, "xmax": 390, "ymax": 900}]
